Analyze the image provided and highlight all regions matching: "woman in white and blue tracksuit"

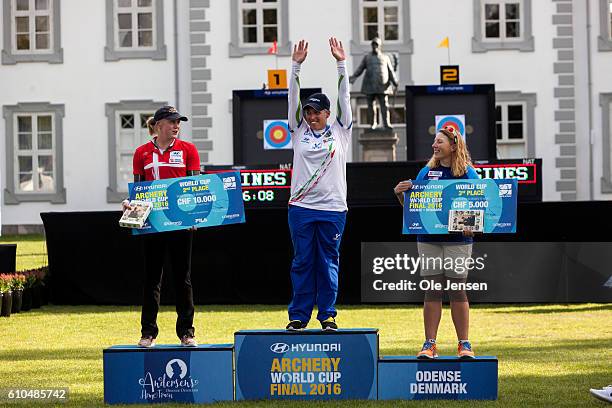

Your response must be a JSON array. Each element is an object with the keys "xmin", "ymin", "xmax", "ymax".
[
  {"xmin": 394, "ymin": 126, "xmax": 479, "ymax": 359},
  {"xmin": 285, "ymin": 38, "xmax": 352, "ymax": 331}
]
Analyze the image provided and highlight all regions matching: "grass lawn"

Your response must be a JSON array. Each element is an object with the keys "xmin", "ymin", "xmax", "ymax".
[
  {"xmin": 0, "ymin": 234, "xmax": 47, "ymax": 271},
  {"xmin": 0, "ymin": 303, "xmax": 610, "ymax": 407}
]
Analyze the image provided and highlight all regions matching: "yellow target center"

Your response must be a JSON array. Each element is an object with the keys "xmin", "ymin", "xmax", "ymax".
[{"xmin": 272, "ymin": 129, "xmax": 284, "ymax": 141}]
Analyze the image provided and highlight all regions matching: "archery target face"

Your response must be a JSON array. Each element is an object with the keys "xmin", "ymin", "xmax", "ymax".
[
  {"xmin": 263, "ymin": 120, "xmax": 292, "ymax": 149},
  {"xmin": 435, "ymin": 114, "xmax": 466, "ymax": 141}
]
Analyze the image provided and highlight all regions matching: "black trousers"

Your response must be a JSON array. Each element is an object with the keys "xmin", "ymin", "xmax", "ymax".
[{"xmin": 140, "ymin": 229, "xmax": 195, "ymax": 339}]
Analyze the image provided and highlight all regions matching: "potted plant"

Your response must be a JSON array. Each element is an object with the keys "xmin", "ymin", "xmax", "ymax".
[
  {"xmin": 32, "ymin": 267, "xmax": 46, "ymax": 309},
  {"xmin": 38, "ymin": 266, "xmax": 49, "ymax": 306},
  {"xmin": 11, "ymin": 274, "xmax": 25, "ymax": 313},
  {"xmin": 0, "ymin": 277, "xmax": 4, "ymax": 316},
  {"xmin": 20, "ymin": 271, "xmax": 35, "ymax": 312},
  {"xmin": 0, "ymin": 274, "xmax": 12, "ymax": 317}
]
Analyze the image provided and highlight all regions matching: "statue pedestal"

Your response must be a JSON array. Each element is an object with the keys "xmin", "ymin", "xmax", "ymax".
[{"xmin": 358, "ymin": 128, "xmax": 399, "ymax": 162}]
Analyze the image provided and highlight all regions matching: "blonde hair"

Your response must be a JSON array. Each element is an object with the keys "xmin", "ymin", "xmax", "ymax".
[
  {"xmin": 426, "ymin": 127, "xmax": 473, "ymax": 177},
  {"xmin": 146, "ymin": 116, "xmax": 157, "ymax": 136}
]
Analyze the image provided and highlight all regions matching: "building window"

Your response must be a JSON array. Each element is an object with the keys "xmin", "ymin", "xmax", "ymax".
[
  {"xmin": 1, "ymin": 0, "xmax": 63, "ymax": 64},
  {"xmin": 484, "ymin": 1, "xmax": 521, "ymax": 39},
  {"xmin": 472, "ymin": 0, "xmax": 534, "ymax": 52},
  {"xmin": 116, "ymin": 0, "xmax": 154, "ymax": 49},
  {"xmin": 104, "ymin": 0, "xmax": 166, "ymax": 61},
  {"xmin": 357, "ymin": 104, "xmax": 405, "ymax": 128},
  {"xmin": 14, "ymin": 0, "xmax": 53, "ymax": 52},
  {"xmin": 15, "ymin": 113, "xmax": 56, "ymax": 193},
  {"xmin": 495, "ymin": 103, "xmax": 526, "ymax": 158},
  {"xmin": 360, "ymin": 0, "xmax": 401, "ymax": 43},
  {"xmin": 229, "ymin": 0, "xmax": 290, "ymax": 57},
  {"xmin": 495, "ymin": 92, "xmax": 537, "ymax": 159},
  {"xmin": 600, "ymin": 93, "xmax": 612, "ymax": 192},
  {"xmin": 3, "ymin": 103, "xmax": 66, "ymax": 204},
  {"xmin": 116, "ymin": 112, "xmax": 153, "ymax": 192},
  {"xmin": 239, "ymin": 0, "xmax": 278, "ymax": 45},
  {"xmin": 598, "ymin": 0, "xmax": 612, "ymax": 51},
  {"xmin": 105, "ymin": 100, "xmax": 165, "ymax": 202}
]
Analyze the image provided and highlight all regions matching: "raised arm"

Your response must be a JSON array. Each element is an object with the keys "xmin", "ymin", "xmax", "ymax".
[
  {"xmin": 288, "ymin": 40, "xmax": 308, "ymax": 132},
  {"xmin": 329, "ymin": 37, "xmax": 352, "ymax": 129}
]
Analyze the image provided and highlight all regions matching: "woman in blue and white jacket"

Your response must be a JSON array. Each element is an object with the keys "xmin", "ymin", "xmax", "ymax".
[{"xmin": 285, "ymin": 38, "xmax": 352, "ymax": 332}]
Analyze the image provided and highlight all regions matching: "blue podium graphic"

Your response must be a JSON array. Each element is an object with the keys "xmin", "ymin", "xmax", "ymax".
[
  {"xmin": 234, "ymin": 329, "xmax": 378, "ymax": 400},
  {"xmin": 378, "ymin": 356, "xmax": 498, "ymax": 400},
  {"xmin": 103, "ymin": 344, "xmax": 234, "ymax": 404}
]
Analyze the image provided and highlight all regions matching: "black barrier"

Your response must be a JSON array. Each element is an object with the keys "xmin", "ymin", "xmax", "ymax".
[
  {"xmin": 405, "ymin": 84, "xmax": 497, "ymax": 161},
  {"xmin": 42, "ymin": 201, "xmax": 612, "ymax": 305},
  {"xmin": 232, "ymin": 88, "xmax": 321, "ymax": 165},
  {"xmin": 0, "ymin": 244, "xmax": 17, "ymax": 273}
]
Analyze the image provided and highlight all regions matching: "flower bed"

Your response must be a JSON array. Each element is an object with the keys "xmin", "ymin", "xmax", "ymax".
[{"xmin": 0, "ymin": 267, "xmax": 48, "ymax": 317}]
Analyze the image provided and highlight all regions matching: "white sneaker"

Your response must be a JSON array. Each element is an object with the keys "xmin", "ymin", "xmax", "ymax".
[
  {"xmin": 180, "ymin": 335, "xmax": 197, "ymax": 347},
  {"xmin": 138, "ymin": 336, "xmax": 155, "ymax": 348},
  {"xmin": 590, "ymin": 385, "xmax": 612, "ymax": 403}
]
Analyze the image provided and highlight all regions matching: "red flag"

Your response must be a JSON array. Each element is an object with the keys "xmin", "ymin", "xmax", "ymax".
[{"xmin": 267, "ymin": 40, "xmax": 278, "ymax": 54}]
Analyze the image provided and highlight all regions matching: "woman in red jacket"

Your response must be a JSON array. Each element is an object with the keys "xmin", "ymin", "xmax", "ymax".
[{"xmin": 123, "ymin": 105, "xmax": 200, "ymax": 348}]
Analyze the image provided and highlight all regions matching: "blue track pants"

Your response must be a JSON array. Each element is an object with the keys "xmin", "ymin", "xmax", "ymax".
[{"xmin": 287, "ymin": 205, "xmax": 347, "ymax": 323}]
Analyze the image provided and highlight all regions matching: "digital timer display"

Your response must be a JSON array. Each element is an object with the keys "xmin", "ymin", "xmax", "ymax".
[
  {"xmin": 203, "ymin": 165, "xmax": 292, "ymax": 208},
  {"xmin": 242, "ymin": 189, "xmax": 276, "ymax": 202}
]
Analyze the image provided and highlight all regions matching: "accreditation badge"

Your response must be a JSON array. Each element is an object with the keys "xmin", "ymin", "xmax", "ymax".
[{"xmin": 169, "ymin": 150, "xmax": 184, "ymax": 164}]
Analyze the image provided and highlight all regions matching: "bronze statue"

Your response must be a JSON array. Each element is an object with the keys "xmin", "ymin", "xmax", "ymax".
[{"xmin": 350, "ymin": 37, "xmax": 398, "ymax": 129}]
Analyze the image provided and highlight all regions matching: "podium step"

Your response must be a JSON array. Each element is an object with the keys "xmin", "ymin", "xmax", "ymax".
[
  {"xmin": 103, "ymin": 344, "xmax": 234, "ymax": 404},
  {"xmin": 378, "ymin": 356, "xmax": 498, "ymax": 400},
  {"xmin": 234, "ymin": 329, "xmax": 378, "ymax": 400}
]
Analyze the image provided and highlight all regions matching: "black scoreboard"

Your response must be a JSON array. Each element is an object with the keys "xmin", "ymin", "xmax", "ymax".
[
  {"xmin": 203, "ymin": 159, "xmax": 542, "ymax": 208},
  {"xmin": 204, "ymin": 165, "xmax": 292, "ymax": 208},
  {"xmin": 232, "ymin": 88, "xmax": 320, "ymax": 165},
  {"xmin": 405, "ymin": 84, "xmax": 497, "ymax": 161},
  {"xmin": 473, "ymin": 158, "xmax": 541, "ymax": 202}
]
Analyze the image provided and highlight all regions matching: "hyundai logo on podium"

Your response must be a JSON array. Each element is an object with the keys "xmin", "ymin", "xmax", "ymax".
[{"xmin": 271, "ymin": 343, "xmax": 290, "ymax": 353}]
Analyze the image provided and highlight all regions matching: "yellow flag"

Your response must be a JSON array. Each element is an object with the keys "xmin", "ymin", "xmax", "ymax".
[{"xmin": 437, "ymin": 37, "xmax": 449, "ymax": 48}]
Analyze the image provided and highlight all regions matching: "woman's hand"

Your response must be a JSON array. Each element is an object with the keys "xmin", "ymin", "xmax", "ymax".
[
  {"xmin": 292, "ymin": 39, "xmax": 308, "ymax": 63},
  {"xmin": 462, "ymin": 228, "xmax": 475, "ymax": 238},
  {"xmin": 121, "ymin": 199, "xmax": 131, "ymax": 212},
  {"xmin": 394, "ymin": 180, "xmax": 413, "ymax": 196},
  {"xmin": 329, "ymin": 37, "xmax": 346, "ymax": 61},
  {"xmin": 393, "ymin": 180, "xmax": 412, "ymax": 206}
]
